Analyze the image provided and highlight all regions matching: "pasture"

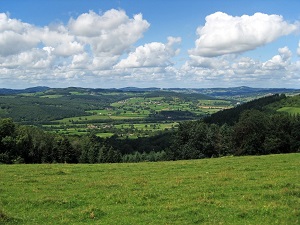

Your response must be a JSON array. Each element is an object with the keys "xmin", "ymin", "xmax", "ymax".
[{"xmin": 0, "ymin": 153, "xmax": 299, "ymax": 224}]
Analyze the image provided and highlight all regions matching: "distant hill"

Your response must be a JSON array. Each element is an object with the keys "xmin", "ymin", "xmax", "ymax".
[
  {"xmin": 119, "ymin": 87, "xmax": 161, "ymax": 92},
  {"xmin": 189, "ymin": 86, "xmax": 299, "ymax": 97},
  {"xmin": 0, "ymin": 86, "xmax": 50, "ymax": 95},
  {"xmin": 0, "ymin": 86, "xmax": 298, "ymax": 97},
  {"xmin": 119, "ymin": 86, "xmax": 299, "ymax": 99}
]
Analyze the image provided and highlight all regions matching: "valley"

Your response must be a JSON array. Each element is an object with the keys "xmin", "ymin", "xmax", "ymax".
[{"xmin": 1, "ymin": 86, "xmax": 298, "ymax": 138}]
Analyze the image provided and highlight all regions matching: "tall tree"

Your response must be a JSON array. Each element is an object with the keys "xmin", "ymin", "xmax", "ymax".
[{"xmin": 233, "ymin": 110, "xmax": 268, "ymax": 155}]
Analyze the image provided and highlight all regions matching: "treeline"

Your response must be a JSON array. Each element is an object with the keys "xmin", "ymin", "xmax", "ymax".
[
  {"xmin": 0, "ymin": 118, "xmax": 170, "ymax": 164},
  {"xmin": 0, "ymin": 110, "xmax": 299, "ymax": 164},
  {"xmin": 170, "ymin": 110, "xmax": 300, "ymax": 160}
]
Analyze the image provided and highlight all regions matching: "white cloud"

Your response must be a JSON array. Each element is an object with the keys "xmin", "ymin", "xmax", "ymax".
[
  {"xmin": 188, "ymin": 55, "xmax": 230, "ymax": 69},
  {"xmin": 179, "ymin": 46, "xmax": 300, "ymax": 88},
  {"xmin": 0, "ymin": 13, "xmax": 84, "ymax": 58},
  {"xmin": 0, "ymin": 9, "xmax": 151, "ymax": 86},
  {"xmin": 231, "ymin": 57, "xmax": 260, "ymax": 75},
  {"xmin": 36, "ymin": 27, "xmax": 85, "ymax": 57},
  {"xmin": 71, "ymin": 53, "xmax": 90, "ymax": 69},
  {"xmin": 0, "ymin": 48, "xmax": 54, "ymax": 69},
  {"xmin": 0, "ymin": 13, "xmax": 40, "ymax": 56},
  {"xmin": 263, "ymin": 46, "xmax": 292, "ymax": 70},
  {"xmin": 53, "ymin": 41, "xmax": 84, "ymax": 57},
  {"xmin": 91, "ymin": 55, "xmax": 120, "ymax": 70},
  {"xmin": 68, "ymin": 10, "xmax": 150, "ymax": 56},
  {"xmin": 1, "ymin": 11, "xmax": 150, "ymax": 87},
  {"xmin": 0, "ymin": 10, "xmax": 299, "ymax": 88},
  {"xmin": 115, "ymin": 37, "xmax": 181, "ymax": 68},
  {"xmin": 189, "ymin": 12, "xmax": 299, "ymax": 57},
  {"xmin": 0, "ymin": 9, "xmax": 149, "ymax": 65}
]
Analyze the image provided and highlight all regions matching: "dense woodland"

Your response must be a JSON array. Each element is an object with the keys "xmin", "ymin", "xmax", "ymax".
[
  {"xmin": 0, "ymin": 92, "xmax": 128, "ymax": 123},
  {"xmin": 0, "ymin": 93, "xmax": 299, "ymax": 164}
]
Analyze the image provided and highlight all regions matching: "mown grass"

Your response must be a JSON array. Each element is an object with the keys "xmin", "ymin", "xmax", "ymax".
[{"xmin": 0, "ymin": 154, "xmax": 299, "ymax": 224}]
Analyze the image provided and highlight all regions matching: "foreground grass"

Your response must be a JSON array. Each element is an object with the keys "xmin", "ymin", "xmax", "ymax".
[{"xmin": 0, "ymin": 154, "xmax": 299, "ymax": 224}]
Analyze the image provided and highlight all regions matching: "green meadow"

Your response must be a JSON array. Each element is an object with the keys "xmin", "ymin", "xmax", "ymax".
[
  {"xmin": 0, "ymin": 153, "xmax": 299, "ymax": 224},
  {"xmin": 277, "ymin": 107, "xmax": 300, "ymax": 115}
]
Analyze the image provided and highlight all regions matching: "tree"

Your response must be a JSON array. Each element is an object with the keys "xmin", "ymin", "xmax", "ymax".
[
  {"xmin": 233, "ymin": 110, "xmax": 268, "ymax": 155},
  {"xmin": 170, "ymin": 121, "xmax": 212, "ymax": 160},
  {"xmin": 264, "ymin": 113, "xmax": 292, "ymax": 154},
  {"xmin": 55, "ymin": 137, "xmax": 77, "ymax": 163},
  {"xmin": 0, "ymin": 118, "xmax": 16, "ymax": 163},
  {"xmin": 219, "ymin": 124, "xmax": 233, "ymax": 156},
  {"xmin": 290, "ymin": 115, "xmax": 300, "ymax": 152},
  {"xmin": 0, "ymin": 118, "xmax": 15, "ymax": 138}
]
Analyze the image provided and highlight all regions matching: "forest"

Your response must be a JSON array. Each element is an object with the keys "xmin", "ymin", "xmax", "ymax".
[{"xmin": 0, "ymin": 92, "xmax": 299, "ymax": 164}]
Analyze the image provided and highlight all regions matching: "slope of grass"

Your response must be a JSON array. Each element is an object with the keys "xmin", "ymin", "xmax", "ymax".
[
  {"xmin": 277, "ymin": 107, "xmax": 300, "ymax": 115},
  {"xmin": 0, "ymin": 153, "xmax": 299, "ymax": 224}
]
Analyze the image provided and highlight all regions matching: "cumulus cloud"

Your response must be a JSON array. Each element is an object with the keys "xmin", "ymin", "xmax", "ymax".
[
  {"xmin": 0, "ymin": 13, "xmax": 85, "ymax": 59},
  {"xmin": 115, "ymin": 37, "xmax": 181, "ymax": 68},
  {"xmin": 0, "ymin": 9, "xmax": 149, "ymax": 63},
  {"xmin": 0, "ymin": 13, "xmax": 40, "ymax": 56},
  {"xmin": 68, "ymin": 9, "xmax": 150, "ymax": 56},
  {"xmin": 0, "ymin": 9, "xmax": 151, "ymax": 86},
  {"xmin": 188, "ymin": 55, "xmax": 230, "ymax": 69},
  {"xmin": 71, "ymin": 52, "xmax": 90, "ymax": 69},
  {"xmin": 263, "ymin": 46, "xmax": 292, "ymax": 70},
  {"xmin": 179, "ymin": 46, "xmax": 300, "ymax": 88},
  {"xmin": 231, "ymin": 57, "xmax": 260, "ymax": 75},
  {"xmin": 189, "ymin": 12, "xmax": 299, "ymax": 57},
  {"xmin": 0, "ymin": 10, "xmax": 299, "ymax": 88}
]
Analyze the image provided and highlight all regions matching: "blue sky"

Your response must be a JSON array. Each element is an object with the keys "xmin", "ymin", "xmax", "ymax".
[{"xmin": 1, "ymin": 0, "xmax": 300, "ymax": 88}]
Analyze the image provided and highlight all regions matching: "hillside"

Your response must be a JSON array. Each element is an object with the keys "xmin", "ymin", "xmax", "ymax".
[
  {"xmin": 203, "ymin": 93, "xmax": 286, "ymax": 125},
  {"xmin": 204, "ymin": 93, "xmax": 300, "ymax": 125},
  {"xmin": 0, "ymin": 153, "xmax": 299, "ymax": 224},
  {"xmin": 0, "ymin": 86, "xmax": 50, "ymax": 95}
]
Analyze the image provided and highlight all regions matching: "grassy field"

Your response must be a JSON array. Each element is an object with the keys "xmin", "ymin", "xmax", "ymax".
[
  {"xmin": 277, "ymin": 107, "xmax": 300, "ymax": 115},
  {"xmin": 1, "ymin": 154, "xmax": 299, "ymax": 224}
]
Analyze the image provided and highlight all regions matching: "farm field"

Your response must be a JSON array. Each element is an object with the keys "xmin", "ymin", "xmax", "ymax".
[
  {"xmin": 44, "ymin": 94, "xmax": 233, "ymax": 137},
  {"xmin": 0, "ymin": 87, "xmax": 237, "ymax": 138},
  {"xmin": 44, "ymin": 122, "xmax": 177, "ymax": 138},
  {"xmin": 0, "ymin": 153, "xmax": 299, "ymax": 224}
]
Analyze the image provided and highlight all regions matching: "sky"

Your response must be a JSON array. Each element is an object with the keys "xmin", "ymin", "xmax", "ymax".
[{"xmin": 1, "ymin": 0, "xmax": 300, "ymax": 89}]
